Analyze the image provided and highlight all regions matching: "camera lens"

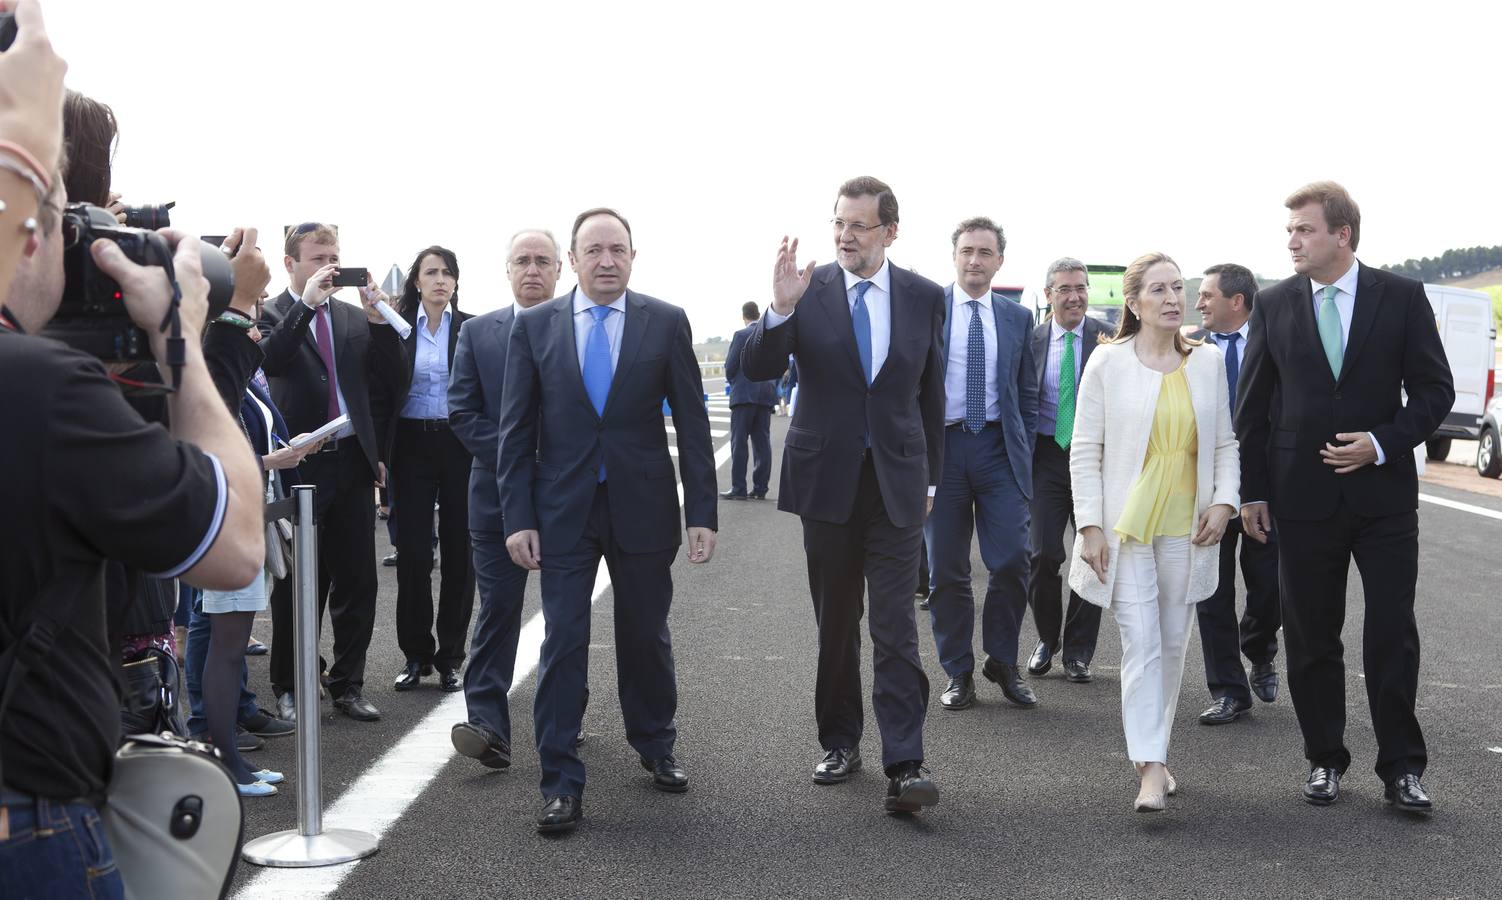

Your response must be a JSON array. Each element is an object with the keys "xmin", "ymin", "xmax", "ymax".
[{"xmin": 123, "ymin": 202, "xmax": 176, "ymax": 230}]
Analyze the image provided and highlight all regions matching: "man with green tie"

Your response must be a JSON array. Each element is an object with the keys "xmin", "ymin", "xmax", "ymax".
[{"xmin": 1025, "ymin": 258, "xmax": 1110, "ymax": 686}]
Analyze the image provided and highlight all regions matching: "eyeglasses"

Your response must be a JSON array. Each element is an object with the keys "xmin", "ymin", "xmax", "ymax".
[
  {"xmin": 830, "ymin": 218, "xmax": 885, "ymax": 236},
  {"xmin": 1048, "ymin": 285, "xmax": 1089, "ymax": 297},
  {"xmin": 508, "ymin": 255, "xmax": 556, "ymax": 270}
]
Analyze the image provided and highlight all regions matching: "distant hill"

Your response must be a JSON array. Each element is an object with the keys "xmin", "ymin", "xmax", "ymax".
[
  {"xmin": 1382, "ymin": 245, "xmax": 1502, "ymax": 284},
  {"xmin": 1437, "ymin": 267, "xmax": 1502, "ymax": 290}
]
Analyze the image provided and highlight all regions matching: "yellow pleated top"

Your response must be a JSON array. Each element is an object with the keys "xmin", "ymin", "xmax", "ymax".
[{"xmin": 1114, "ymin": 364, "xmax": 1198, "ymax": 543}]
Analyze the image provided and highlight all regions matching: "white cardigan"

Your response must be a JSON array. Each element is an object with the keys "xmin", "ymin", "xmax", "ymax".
[{"xmin": 1066, "ymin": 337, "xmax": 1240, "ymax": 608}]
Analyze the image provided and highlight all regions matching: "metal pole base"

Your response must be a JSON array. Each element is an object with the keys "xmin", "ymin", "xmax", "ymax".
[{"xmin": 241, "ymin": 828, "xmax": 379, "ymax": 868}]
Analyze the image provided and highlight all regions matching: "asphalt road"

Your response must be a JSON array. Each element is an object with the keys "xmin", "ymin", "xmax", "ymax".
[{"xmin": 229, "ymin": 393, "xmax": 1502, "ymax": 900}]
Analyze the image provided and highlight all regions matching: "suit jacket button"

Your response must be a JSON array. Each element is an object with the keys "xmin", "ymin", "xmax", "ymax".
[
  {"xmin": 320, "ymin": 374, "xmax": 327, "ymax": 382},
  {"xmin": 1333, "ymin": 392, "xmax": 1341, "ymax": 400}
]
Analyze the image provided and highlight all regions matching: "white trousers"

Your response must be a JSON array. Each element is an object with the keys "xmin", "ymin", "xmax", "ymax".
[{"xmin": 1111, "ymin": 536, "xmax": 1195, "ymax": 764}]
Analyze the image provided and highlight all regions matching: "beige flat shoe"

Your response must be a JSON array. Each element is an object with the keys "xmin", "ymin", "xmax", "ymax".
[
  {"xmin": 1134, "ymin": 791, "xmax": 1166, "ymax": 812},
  {"xmin": 1134, "ymin": 762, "xmax": 1177, "ymax": 796}
]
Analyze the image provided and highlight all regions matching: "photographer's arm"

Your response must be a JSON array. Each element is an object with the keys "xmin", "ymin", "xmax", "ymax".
[
  {"xmin": 92, "ymin": 230, "xmax": 264, "ymax": 590},
  {"xmin": 0, "ymin": 0, "xmax": 68, "ymax": 303}
]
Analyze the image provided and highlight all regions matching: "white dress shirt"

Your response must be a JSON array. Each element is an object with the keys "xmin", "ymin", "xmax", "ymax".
[
  {"xmin": 572, "ymin": 288, "xmax": 626, "ymax": 374},
  {"xmin": 1310, "ymin": 258, "xmax": 1385, "ymax": 465},
  {"xmin": 943, "ymin": 284, "xmax": 999, "ymax": 424},
  {"xmin": 401, "ymin": 306, "xmax": 452, "ymax": 419},
  {"xmin": 765, "ymin": 259, "xmax": 893, "ymax": 380}
]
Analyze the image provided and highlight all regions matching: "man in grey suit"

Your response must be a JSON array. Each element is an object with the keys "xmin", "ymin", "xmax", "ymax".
[
  {"xmin": 1025, "ymin": 258, "xmax": 1109, "ymax": 683},
  {"xmin": 447, "ymin": 229, "xmax": 562, "ymax": 769},
  {"xmin": 926, "ymin": 218, "xmax": 1039, "ymax": 712},
  {"xmin": 498, "ymin": 209, "xmax": 718, "ymax": 834}
]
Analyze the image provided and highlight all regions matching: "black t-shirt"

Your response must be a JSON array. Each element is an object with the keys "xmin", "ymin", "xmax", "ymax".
[{"xmin": 0, "ymin": 328, "xmax": 226, "ymax": 800}]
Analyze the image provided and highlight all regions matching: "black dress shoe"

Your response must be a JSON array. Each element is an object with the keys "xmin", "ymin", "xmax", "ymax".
[
  {"xmin": 749, "ymin": 491, "xmax": 768, "ymax": 500},
  {"xmin": 1303, "ymin": 766, "xmax": 1341, "ymax": 806},
  {"xmin": 382, "ymin": 551, "xmax": 399, "ymax": 567},
  {"xmin": 235, "ymin": 727, "xmax": 265, "ymax": 753},
  {"xmin": 1027, "ymin": 641, "xmax": 1054, "ymax": 677},
  {"xmin": 641, "ymin": 754, "xmax": 689, "ymax": 792},
  {"xmin": 884, "ymin": 761, "xmax": 939, "ymax": 814},
  {"xmin": 917, "ymin": 595, "xmax": 930, "ymax": 610},
  {"xmin": 1250, "ymin": 662, "xmax": 1279, "ymax": 703},
  {"xmin": 940, "ymin": 672, "xmax": 976, "ymax": 710},
  {"xmin": 241, "ymin": 707, "xmax": 295, "ymax": 737},
  {"xmin": 982, "ymin": 657, "xmax": 1038, "ymax": 707},
  {"xmin": 813, "ymin": 747, "xmax": 861, "ymax": 784},
  {"xmin": 275, "ymin": 691, "xmax": 296, "ymax": 723},
  {"xmin": 1198, "ymin": 695, "xmax": 1253, "ymax": 725},
  {"xmin": 536, "ymin": 795, "xmax": 582, "ymax": 834},
  {"xmin": 245, "ymin": 638, "xmax": 268, "ymax": 656},
  {"xmin": 1384, "ymin": 774, "xmax": 1433, "ymax": 813},
  {"xmin": 437, "ymin": 666, "xmax": 462, "ymax": 692},
  {"xmin": 394, "ymin": 661, "xmax": 423, "ymax": 691},
  {"xmin": 718, "ymin": 490, "xmax": 748, "ymax": 500},
  {"xmin": 1063, "ymin": 658, "xmax": 1093, "ymax": 683},
  {"xmin": 333, "ymin": 690, "xmax": 382, "ymax": 721},
  {"xmin": 451, "ymin": 722, "xmax": 511, "ymax": 769}
]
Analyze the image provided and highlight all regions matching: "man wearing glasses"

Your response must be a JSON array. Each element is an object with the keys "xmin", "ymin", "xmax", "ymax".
[
  {"xmin": 447, "ymin": 229, "xmax": 563, "ymax": 770},
  {"xmin": 257, "ymin": 222, "xmax": 406, "ymax": 723},
  {"xmin": 1025, "ymin": 258, "xmax": 1108, "ymax": 687},
  {"xmin": 741, "ymin": 176, "xmax": 946, "ymax": 814}
]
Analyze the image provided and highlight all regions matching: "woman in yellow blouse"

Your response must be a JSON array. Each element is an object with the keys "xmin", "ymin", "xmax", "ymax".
[{"xmin": 1067, "ymin": 253, "xmax": 1241, "ymax": 812}]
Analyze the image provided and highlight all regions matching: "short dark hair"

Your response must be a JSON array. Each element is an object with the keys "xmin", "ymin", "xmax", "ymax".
[
  {"xmin": 570, "ymin": 207, "xmax": 632, "ymax": 251},
  {"xmin": 835, "ymin": 176, "xmax": 898, "ymax": 225},
  {"xmin": 741, "ymin": 301, "xmax": 760, "ymax": 321},
  {"xmin": 1203, "ymin": 263, "xmax": 1258, "ymax": 310},
  {"xmin": 951, "ymin": 216, "xmax": 1006, "ymax": 255}
]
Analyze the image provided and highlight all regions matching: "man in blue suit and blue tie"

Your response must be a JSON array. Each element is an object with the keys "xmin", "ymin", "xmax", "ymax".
[
  {"xmin": 721, "ymin": 300, "xmax": 780, "ymax": 500},
  {"xmin": 446, "ymin": 228, "xmax": 562, "ymax": 770},
  {"xmin": 498, "ymin": 209, "xmax": 719, "ymax": 834},
  {"xmin": 926, "ymin": 218, "xmax": 1039, "ymax": 711}
]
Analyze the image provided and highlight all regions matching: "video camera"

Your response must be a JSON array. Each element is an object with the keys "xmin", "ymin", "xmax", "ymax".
[{"xmin": 42, "ymin": 203, "xmax": 234, "ymax": 366}]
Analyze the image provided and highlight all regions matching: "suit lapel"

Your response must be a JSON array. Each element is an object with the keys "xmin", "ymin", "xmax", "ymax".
[
  {"xmin": 603, "ymin": 292, "xmax": 649, "ymax": 416},
  {"xmin": 1339, "ymin": 264, "xmax": 1383, "ymax": 385},
  {"xmin": 286, "ymin": 290, "xmax": 322, "ymax": 360},
  {"xmin": 554, "ymin": 290, "xmax": 595, "ymax": 418},
  {"xmin": 813, "ymin": 266, "xmax": 864, "ymax": 381},
  {"xmin": 1292, "ymin": 277, "xmax": 1334, "ymax": 386},
  {"xmin": 990, "ymin": 294, "xmax": 1014, "ymax": 386},
  {"xmin": 936, "ymin": 284, "xmax": 953, "ymax": 382},
  {"xmin": 1033, "ymin": 324, "xmax": 1048, "ymax": 390}
]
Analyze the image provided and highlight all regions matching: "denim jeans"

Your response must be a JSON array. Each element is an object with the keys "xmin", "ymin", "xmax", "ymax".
[
  {"xmin": 0, "ymin": 793, "xmax": 124, "ymax": 899},
  {"xmin": 184, "ymin": 593, "xmax": 260, "ymax": 736}
]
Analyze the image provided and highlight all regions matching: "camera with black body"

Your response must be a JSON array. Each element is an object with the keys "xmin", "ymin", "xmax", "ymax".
[
  {"xmin": 42, "ymin": 203, "xmax": 234, "ymax": 364},
  {"xmin": 123, "ymin": 201, "xmax": 175, "ymax": 230}
]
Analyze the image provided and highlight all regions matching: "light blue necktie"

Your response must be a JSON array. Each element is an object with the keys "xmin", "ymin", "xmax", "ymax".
[
  {"xmin": 852, "ymin": 280, "xmax": 873, "ymax": 385},
  {"xmin": 964, "ymin": 300, "xmax": 986, "ymax": 433},
  {"xmin": 583, "ymin": 305, "xmax": 613, "ymax": 481},
  {"xmin": 1317, "ymin": 284, "xmax": 1343, "ymax": 379}
]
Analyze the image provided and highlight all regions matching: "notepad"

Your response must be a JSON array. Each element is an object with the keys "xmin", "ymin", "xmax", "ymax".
[{"xmin": 288, "ymin": 414, "xmax": 350, "ymax": 449}]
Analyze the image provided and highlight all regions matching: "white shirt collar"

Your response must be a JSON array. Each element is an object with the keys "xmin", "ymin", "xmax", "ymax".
[
  {"xmin": 842, "ymin": 258, "xmax": 891, "ymax": 295},
  {"xmin": 415, "ymin": 305, "xmax": 451, "ymax": 330},
  {"xmin": 573, "ymin": 288, "xmax": 627, "ymax": 315},
  {"xmin": 1310, "ymin": 257, "xmax": 1360, "ymax": 299},
  {"xmin": 1210, "ymin": 319, "xmax": 1250, "ymax": 341},
  {"xmin": 1050, "ymin": 318, "xmax": 1085, "ymax": 342},
  {"xmin": 951, "ymin": 281, "xmax": 991, "ymax": 305}
]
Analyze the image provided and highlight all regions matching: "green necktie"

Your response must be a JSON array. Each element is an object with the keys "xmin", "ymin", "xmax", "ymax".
[
  {"xmin": 1317, "ymin": 284, "xmax": 1343, "ymax": 378},
  {"xmin": 1055, "ymin": 331, "xmax": 1076, "ymax": 450}
]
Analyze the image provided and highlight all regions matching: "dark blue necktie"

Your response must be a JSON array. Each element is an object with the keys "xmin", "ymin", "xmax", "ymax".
[
  {"xmin": 852, "ymin": 280, "xmax": 873, "ymax": 385},
  {"xmin": 583, "ymin": 305, "xmax": 613, "ymax": 481},
  {"xmin": 965, "ymin": 300, "xmax": 986, "ymax": 433},
  {"xmin": 1216, "ymin": 331, "xmax": 1240, "ymax": 414}
]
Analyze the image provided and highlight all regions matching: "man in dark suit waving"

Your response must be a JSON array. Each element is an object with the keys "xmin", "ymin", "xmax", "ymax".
[
  {"xmin": 926, "ymin": 217, "xmax": 1038, "ymax": 713},
  {"xmin": 257, "ymin": 222, "xmax": 406, "ymax": 723},
  {"xmin": 447, "ymin": 228, "xmax": 562, "ymax": 770},
  {"xmin": 742, "ymin": 176, "xmax": 945, "ymax": 814},
  {"xmin": 1237, "ymin": 181, "xmax": 1453, "ymax": 813},
  {"xmin": 498, "ymin": 209, "xmax": 718, "ymax": 834},
  {"xmin": 721, "ymin": 300, "xmax": 781, "ymax": 500}
]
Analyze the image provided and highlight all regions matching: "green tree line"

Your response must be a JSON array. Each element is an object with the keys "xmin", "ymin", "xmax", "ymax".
[{"xmin": 1382, "ymin": 245, "xmax": 1502, "ymax": 282}]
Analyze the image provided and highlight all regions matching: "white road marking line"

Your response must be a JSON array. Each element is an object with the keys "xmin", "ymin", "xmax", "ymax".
[
  {"xmin": 237, "ymin": 440, "xmax": 733, "ymax": 900},
  {"xmin": 665, "ymin": 425, "xmax": 728, "ymax": 438},
  {"xmin": 1418, "ymin": 492, "xmax": 1502, "ymax": 521}
]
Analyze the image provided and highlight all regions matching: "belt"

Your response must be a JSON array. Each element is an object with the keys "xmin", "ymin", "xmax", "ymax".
[
  {"xmin": 399, "ymin": 418, "xmax": 450, "ymax": 432},
  {"xmin": 945, "ymin": 421, "xmax": 1000, "ymax": 431}
]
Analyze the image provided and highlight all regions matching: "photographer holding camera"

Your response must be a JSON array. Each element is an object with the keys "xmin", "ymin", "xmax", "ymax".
[{"xmin": 0, "ymin": 6, "xmax": 265, "ymax": 889}]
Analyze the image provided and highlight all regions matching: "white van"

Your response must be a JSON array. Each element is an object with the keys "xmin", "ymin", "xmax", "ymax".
[{"xmin": 1422, "ymin": 284, "xmax": 1496, "ymax": 460}]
